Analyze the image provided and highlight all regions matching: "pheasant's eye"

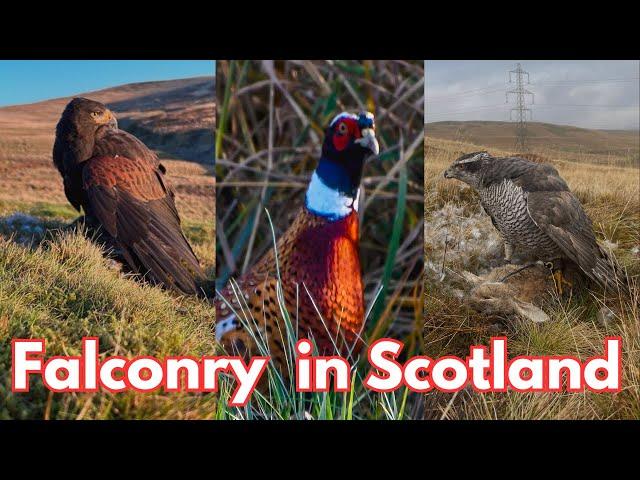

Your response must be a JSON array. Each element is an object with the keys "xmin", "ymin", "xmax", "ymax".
[{"xmin": 337, "ymin": 122, "xmax": 349, "ymax": 135}]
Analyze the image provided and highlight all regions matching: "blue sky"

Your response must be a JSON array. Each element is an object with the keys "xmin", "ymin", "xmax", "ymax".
[
  {"xmin": 425, "ymin": 60, "xmax": 639, "ymax": 130},
  {"xmin": 0, "ymin": 60, "xmax": 215, "ymax": 107}
]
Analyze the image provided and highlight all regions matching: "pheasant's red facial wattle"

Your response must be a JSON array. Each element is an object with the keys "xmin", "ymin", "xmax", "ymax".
[{"xmin": 331, "ymin": 117, "xmax": 360, "ymax": 151}]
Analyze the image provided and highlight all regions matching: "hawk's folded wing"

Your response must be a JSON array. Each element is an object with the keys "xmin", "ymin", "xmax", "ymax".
[
  {"xmin": 83, "ymin": 154, "xmax": 205, "ymax": 294},
  {"xmin": 527, "ymin": 190, "xmax": 621, "ymax": 289}
]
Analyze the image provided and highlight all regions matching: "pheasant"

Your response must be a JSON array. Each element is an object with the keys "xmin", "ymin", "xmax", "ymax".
[{"xmin": 216, "ymin": 111, "xmax": 379, "ymax": 366}]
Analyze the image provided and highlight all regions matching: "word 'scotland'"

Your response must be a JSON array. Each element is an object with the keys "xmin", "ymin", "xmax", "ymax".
[{"xmin": 12, "ymin": 337, "xmax": 622, "ymax": 405}]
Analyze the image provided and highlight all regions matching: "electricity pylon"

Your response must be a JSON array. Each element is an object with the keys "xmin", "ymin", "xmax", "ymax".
[{"xmin": 506, "ymin": 63, "xmax": 535, "ymax": 152}]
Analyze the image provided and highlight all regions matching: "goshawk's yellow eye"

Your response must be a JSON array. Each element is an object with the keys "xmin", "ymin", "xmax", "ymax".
[{"xmin": 91, "ymin": 111, "xmax": 102, "ymax": 118}]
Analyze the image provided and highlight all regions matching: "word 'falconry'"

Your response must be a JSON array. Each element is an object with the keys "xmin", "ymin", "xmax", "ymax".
[
  {"xmin": 53, "ymin": 97, "xmax": 205, "ymax": 295},
  {"xmin": 444, "ymin": 151, "xmax": 623, "ymax": 292}
]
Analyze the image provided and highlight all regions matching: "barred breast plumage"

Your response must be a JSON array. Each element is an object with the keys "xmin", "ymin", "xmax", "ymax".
[{"xmin": 478, "ymin": 178, "xmax": 562, "ymax": 259}]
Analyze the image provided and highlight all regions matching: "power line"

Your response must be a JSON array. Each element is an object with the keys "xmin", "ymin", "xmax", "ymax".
[
  {"xmin": 426, "ymin": 71, "xmax": 638, "ymax": 129},
  {"xmin": 427, "ymin": 87, "xmax": 504, "ymax": 101},
  {"xmin": 428, "ymin": 76, "xmax": 638, "ymax": 101},
  {"xmin": 535, "ymin": 103, "xmax": 638, "ymax": 108},
  {"xmin": 531, "ymin": 77, "xmax": 639, "ymax": 86},
  {"xmin": 428, "ymin": 103, "xmax": 638, "ymax": 115},
  {"xmin": 427, "ymin": 104, "xmax": 508, "ymax": 116}
]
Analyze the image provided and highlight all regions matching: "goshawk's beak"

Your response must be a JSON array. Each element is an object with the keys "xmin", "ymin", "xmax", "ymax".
[{"xmin": 444, "ymin": 169, "xmax": 452, "ymax": 179}]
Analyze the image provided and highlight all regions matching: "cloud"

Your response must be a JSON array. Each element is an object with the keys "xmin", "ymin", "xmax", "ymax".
[{"xmin": 425, "ymin": 60, "xmax": 639, "ymax": 130}]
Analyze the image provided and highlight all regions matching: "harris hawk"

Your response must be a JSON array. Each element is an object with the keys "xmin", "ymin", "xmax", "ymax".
[{"xmin": 53, "ymin": 97, "xmax": 206, "ymax": 295}]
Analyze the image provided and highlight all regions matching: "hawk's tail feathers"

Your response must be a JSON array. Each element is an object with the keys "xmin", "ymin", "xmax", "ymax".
[{"xmin": 592, "ymin": 246, "xmax": 631, "ymax": 296}]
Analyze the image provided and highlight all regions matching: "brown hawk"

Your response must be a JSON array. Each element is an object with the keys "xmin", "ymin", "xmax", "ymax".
[{"xmin": 53, "ymin": 97, "xmax": 205, "ymax": 295}]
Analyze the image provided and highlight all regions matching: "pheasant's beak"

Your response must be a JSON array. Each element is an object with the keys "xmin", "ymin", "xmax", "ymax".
[{"xmin": 355, "ymin": 127, "xmax": 379, "ymax": 156}]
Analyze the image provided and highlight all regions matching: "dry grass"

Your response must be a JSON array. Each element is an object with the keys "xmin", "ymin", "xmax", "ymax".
[
  {"xmin": 424, "ymin": 135, "xmax": 640, "ymax": 419},
  {"xmin": 0, "ymin": 154, "xmax": 215, "ymax": 277},
  {"xmin": 426, "ymin": 121, "xmax": 640, "ymax": 166},
  {"xmin": 0, "ymin": 153, "xmax": 214, "ymax": 218}
]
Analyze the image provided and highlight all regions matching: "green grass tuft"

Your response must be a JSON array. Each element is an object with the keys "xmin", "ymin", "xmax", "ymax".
[{"xmin": 0, "ymin": 231, "xmax": 219, "ymax": 419}]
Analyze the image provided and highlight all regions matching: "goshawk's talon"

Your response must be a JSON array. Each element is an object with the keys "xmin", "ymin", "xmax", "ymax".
[{"xmin": 551, "ymin": 269, "xmax": 573, "ymax": 296}]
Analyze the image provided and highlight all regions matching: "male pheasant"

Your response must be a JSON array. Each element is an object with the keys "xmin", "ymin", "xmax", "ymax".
[{"xmin": 216, "ymin": 111, "xmax": 379, "ymax": 366}]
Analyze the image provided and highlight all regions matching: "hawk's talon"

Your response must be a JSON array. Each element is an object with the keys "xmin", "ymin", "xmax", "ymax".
[{"xmin": 551, "ymin": 269, "xmax": 573, "ymax": 296}]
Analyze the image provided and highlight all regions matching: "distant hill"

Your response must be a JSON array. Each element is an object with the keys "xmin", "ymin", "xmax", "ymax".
[
  {"xmin": 0, "ymin": 77, "xmax": 216, "ymax": 227},
  {"xmin": 425, "ymin": 121, "xmax": 639, "ymax": 159},
  {"xmin": 0, "ymin": 76, "xmax": 215, "ymax": 163}
]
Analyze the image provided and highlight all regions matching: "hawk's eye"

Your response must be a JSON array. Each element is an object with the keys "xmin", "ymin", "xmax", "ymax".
[
  {"xmin": 90, "ymin": 111, "xmax": 102, "ymax": 118},
  {"xmin": 337, "ymin": 122, "xmax": 349, "ymax": 135}
]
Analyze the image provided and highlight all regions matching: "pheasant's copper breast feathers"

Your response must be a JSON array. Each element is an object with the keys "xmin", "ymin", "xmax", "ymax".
[
  {"xmin": 284, "ymin": 210, "xmax": 363, "ymax": 338},
  {"xmin": 216, "ymin": 209, "xmax": 365, "ymax": 364}
]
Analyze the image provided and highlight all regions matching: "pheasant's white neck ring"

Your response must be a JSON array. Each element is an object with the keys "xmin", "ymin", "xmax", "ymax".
[{"xmin": 305, "ymin": 170, "xmax": 359, "ymax": 221}]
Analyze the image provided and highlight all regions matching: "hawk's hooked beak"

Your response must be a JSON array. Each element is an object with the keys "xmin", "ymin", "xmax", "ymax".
[
  {"xmin": 444, "ymin": 169, "xmax": 452, "ymax": 179},
  {"xmin": 106, "ymin": 109, "xmax": 118, "ymax": 129}
]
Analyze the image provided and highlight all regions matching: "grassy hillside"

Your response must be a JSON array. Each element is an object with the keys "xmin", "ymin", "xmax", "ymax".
[
  {"xmin": 424, "ymin": 135, "xmax": 640, "ymax": 419},
  {"xmin": 0, "ymin": 79, "xmax": 216, "ymax": 419},
  {"xmin": 0, "ymin": 231, "xmax": 416, "ymax": 420},
  {"xmin": 426, "ymin": 121, "xmax": 639, "ymax": 166},
  {"xmin": 0, "ymin": 232, "xmax": 220, "ymax": 419},
  {"xmin": 0, "ymin": 77, "xmax": 215, "ymax": 163}
]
